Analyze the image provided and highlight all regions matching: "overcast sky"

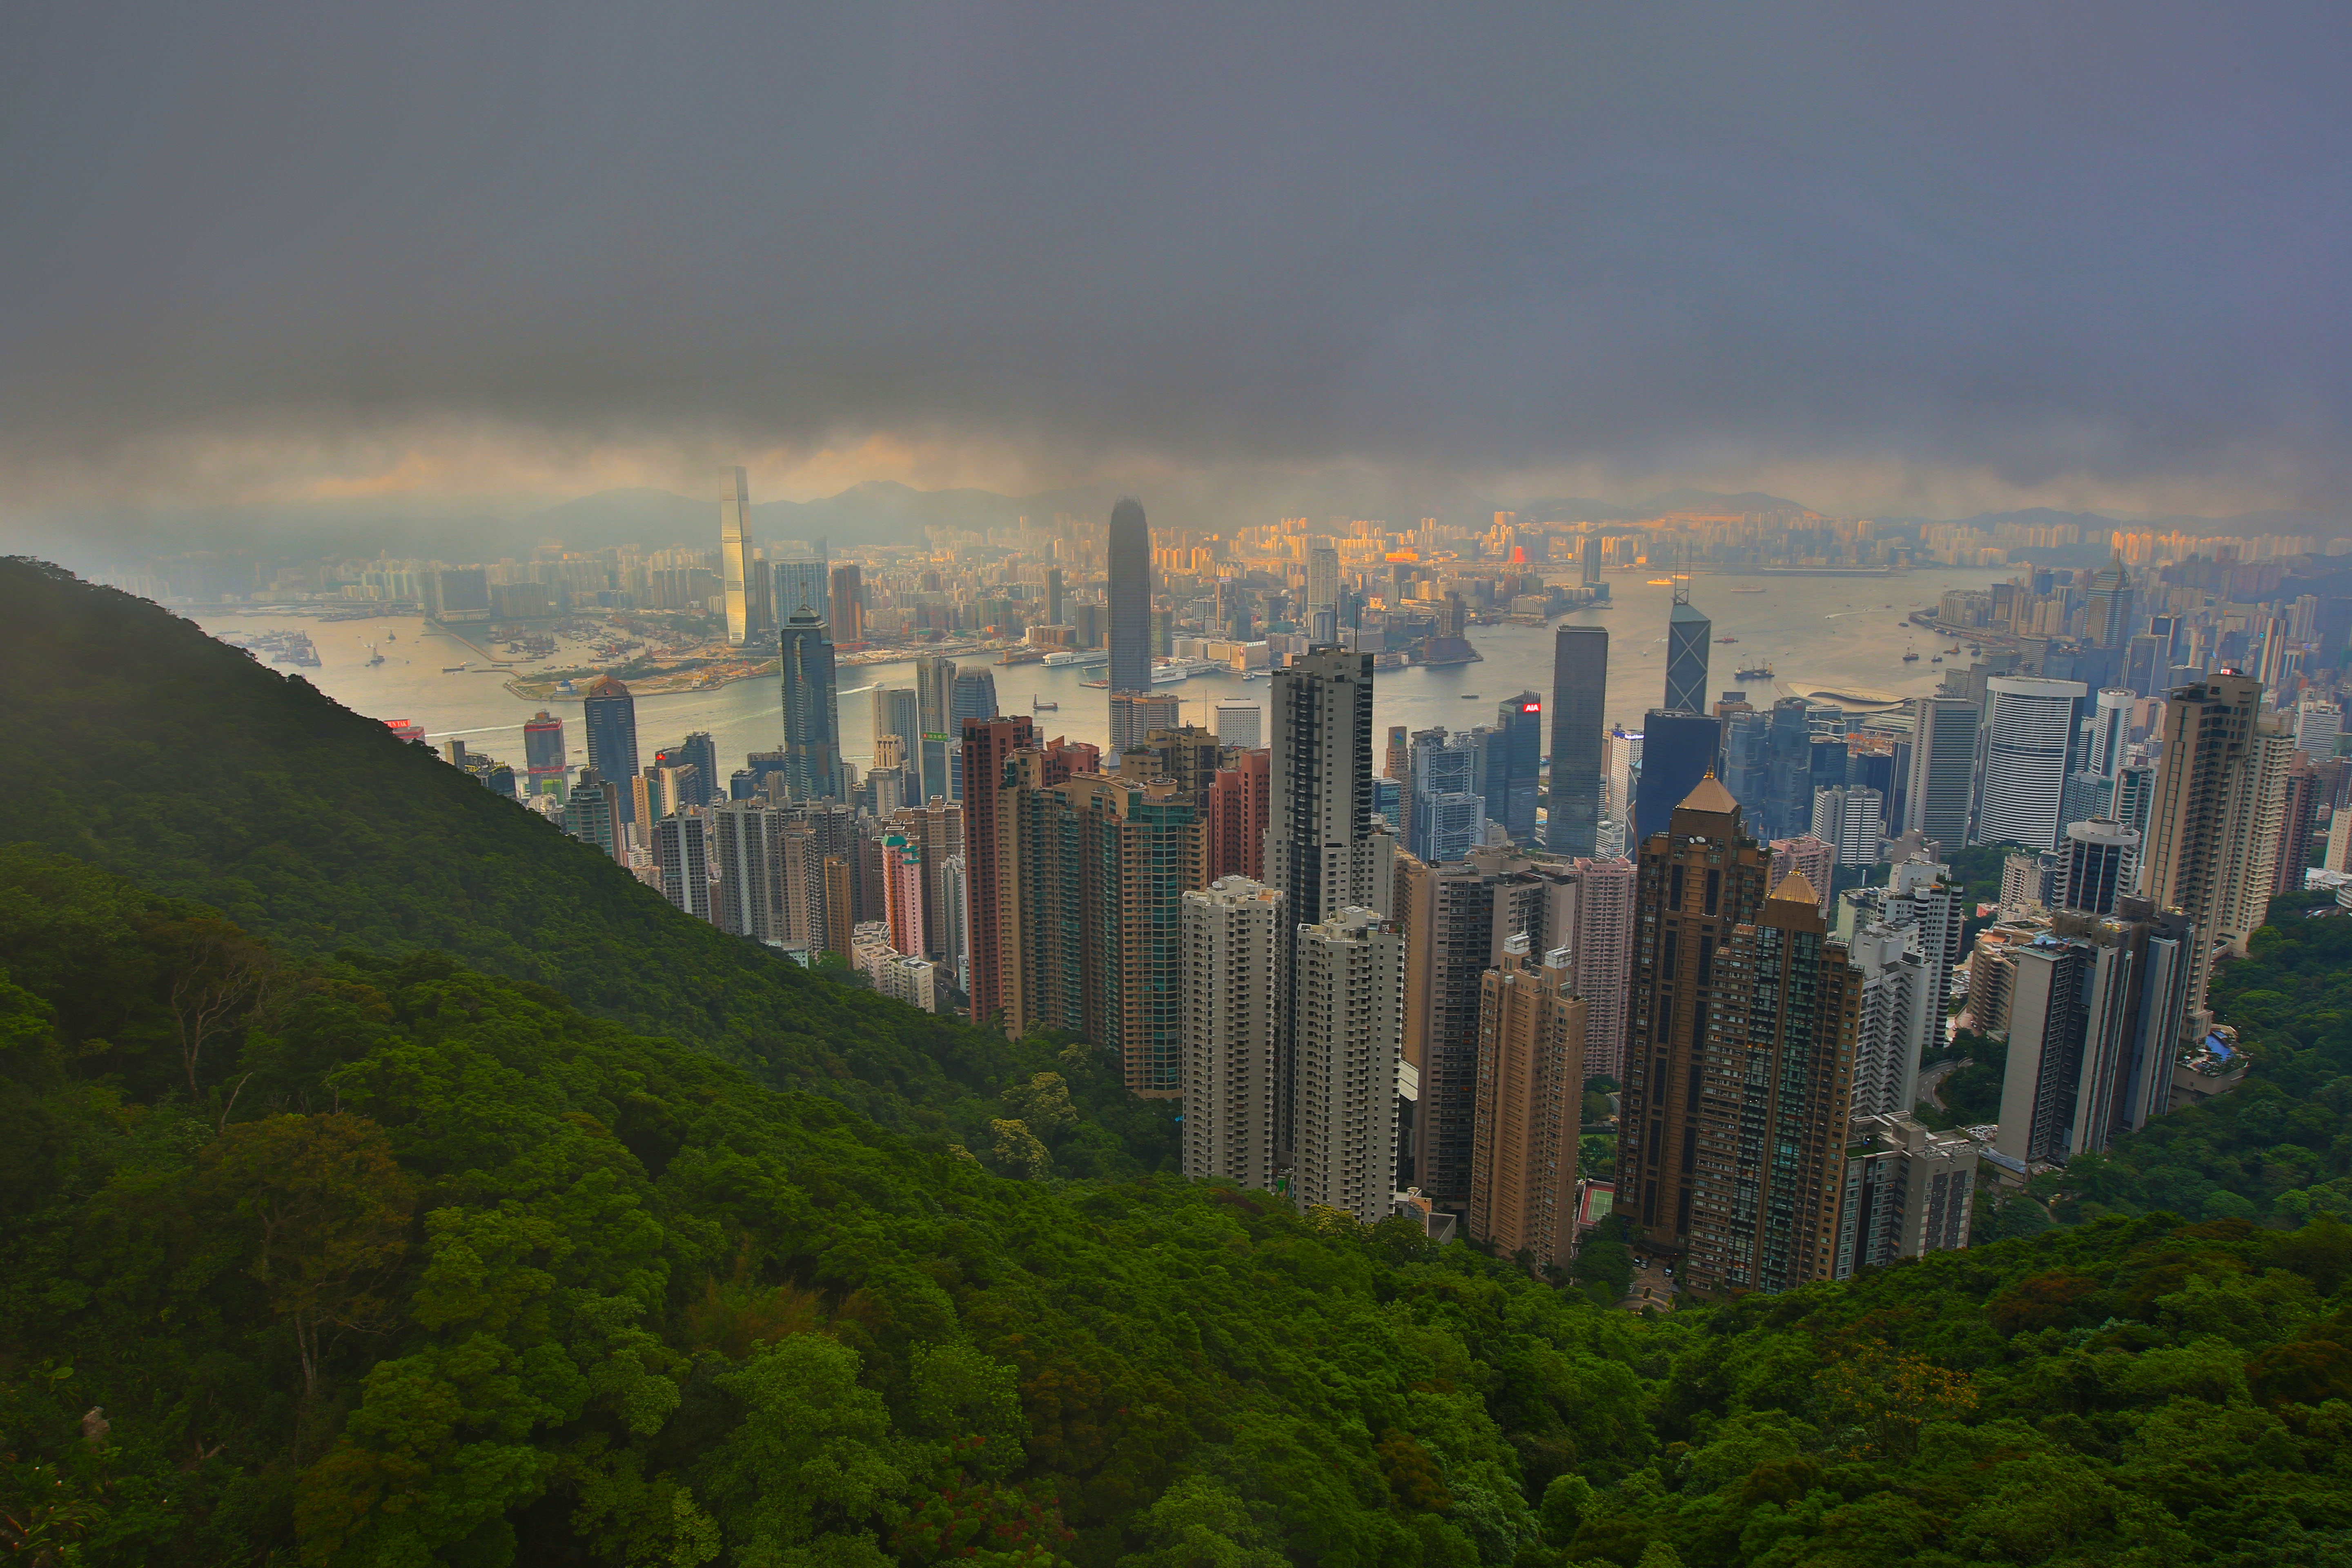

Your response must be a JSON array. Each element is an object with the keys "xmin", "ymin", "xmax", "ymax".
[{"xmin": 2, "ymin": 2, "xmax": 2348, "ymax": 525}]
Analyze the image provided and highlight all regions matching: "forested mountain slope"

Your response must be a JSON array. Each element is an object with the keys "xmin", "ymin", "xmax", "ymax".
[
  {"xmin": 4, "ymin": 849, "xmax": 2352, "ymax": 1567},
  {"xmin": 0, "ymin": 557, "xmax": 1168, "ymax": 1159}
]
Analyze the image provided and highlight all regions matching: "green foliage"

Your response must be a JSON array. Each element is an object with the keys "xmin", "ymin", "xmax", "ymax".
[
  {"xmin": 15, "ymin": 561, "xmax": 2352, "ymax": 1566},
  {"xmin": 0, "ymin": 558, "xmax": 1176, "ymax": 1165},
  {"xmin": 2026, "ymin": 896, "xmax": 2352, "ymax": 1229},
  {"xmin": 0, "ymin": 854, "xmax": 1654, "ymax": 1566}
]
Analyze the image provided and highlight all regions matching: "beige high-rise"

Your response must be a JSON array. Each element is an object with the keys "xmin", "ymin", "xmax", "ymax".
[
  {"xmin": 1468, "ymin": 939, "xmax": 1587, "ymax": 1270},
  {"xmin": 2138, "ymin": 673, "xmax": 2290, "ymax": 1037},
  {"xmin": 1180, "ymin": 878, "xmax": 1285, "ymax": 1191}
]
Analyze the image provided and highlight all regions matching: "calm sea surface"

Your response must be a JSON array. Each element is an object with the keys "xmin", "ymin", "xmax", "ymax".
[{"xmin": 197, "ymin": 567, "xmax": 2006, "ymax": 774}]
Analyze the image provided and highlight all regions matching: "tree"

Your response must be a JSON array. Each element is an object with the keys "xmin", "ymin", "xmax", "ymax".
[
  {"xmin": 198, "ymin": 1112, "xmax": 414, "ymax": 1400},
  {"xmin": 1116, "ymin": 1476, "xmax": 1284, "ymax": 1568},
  {"xmin": 157, "ymin": 915, "xmax": 276, "ymax": 1100}
]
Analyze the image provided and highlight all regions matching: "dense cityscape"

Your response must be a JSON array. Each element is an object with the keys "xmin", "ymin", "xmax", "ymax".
[
  {"xmin": 167, "ymin": 472, "xmax": 2352, "ymax": 1289},
  {"xmin": 10, "ymin": 8, "xmax": 2351, "ymax": 1564}
]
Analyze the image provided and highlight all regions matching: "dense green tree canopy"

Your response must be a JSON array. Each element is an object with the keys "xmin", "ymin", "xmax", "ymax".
[{"xmin": 7, "ymin": 560, "xmax": 2352, "ymax": 1566}]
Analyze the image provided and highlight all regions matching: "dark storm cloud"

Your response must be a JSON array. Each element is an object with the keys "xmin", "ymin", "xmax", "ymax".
[{"xmin": 2, "ymin": 2, "xmax": 2348, "ymax": 496}]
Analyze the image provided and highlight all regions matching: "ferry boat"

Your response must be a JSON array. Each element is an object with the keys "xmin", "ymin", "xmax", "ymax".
[{"xmin": 1043, "ymin": 650, "xmax": 1108, "ymax": 667}]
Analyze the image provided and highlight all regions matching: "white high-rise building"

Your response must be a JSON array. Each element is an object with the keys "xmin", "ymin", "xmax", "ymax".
[
  {"xmin": 1973, "ymin": 677, "xmax": 2089, "ymax": 849},
  {"xmin": 2295, "ymin": 699, "xmax": 2342, "ymax": 760},
  {"xmin": 1811, "ymin": 785, "xmax": 1885, "ymax": 865},
  {"xmin": 2085, "ymin": 687, "xmax": 2136, "ymax": 779},
  {"xmin": 1291, "ymin": 906, "xmax": 1402, "ymax": 1223},
  {"xmin": 653, "ymin": 814, "xmax": 713, "ymax": 922},
  {"xmin": 1876, "ymin": 853, "xmax": 1965, "ymax": 1017},
  {"xmin": 1307, "ymin": 544, "xmax": 1340, "ymax": 644},
  {"xmin": 939, "ymin": 853, "xmax": 970, "ymax": 992},
  {"xmin": 719, "ymin": 466, "xmax": 755, "ymax": 645},
  {"xmin": 1848, "ymin": 923, "xmax": 1933, "ymax": 1118},
  {"xmin": 1180, "ymin": 877, "xmax": 1286, "ymax": 1191},
  {"xmin": 1214, "ymin": 698, "xmax": 1263, "ymax": 749}
]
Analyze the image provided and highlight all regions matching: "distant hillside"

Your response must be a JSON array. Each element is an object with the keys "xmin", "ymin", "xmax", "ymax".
[{"xmin": 0, "ymin": 556, "xmax": 1173, "ymax": 1159}]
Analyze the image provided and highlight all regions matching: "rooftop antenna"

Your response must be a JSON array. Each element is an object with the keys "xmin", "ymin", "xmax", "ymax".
[{"xmin": 1671, "ymin": 541, "xmax": 1691, "ymax": 606}]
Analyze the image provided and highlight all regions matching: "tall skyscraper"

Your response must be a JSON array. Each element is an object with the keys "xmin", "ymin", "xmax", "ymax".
[
  {"xmin": 655, "ymin": 731, "xmax": 719, "ymax": 807},
  {"xmin": 522, "ymin": 710, "xmax": 567, "ymax": 796},
  {"xmin": 1006, "ymin": 764, "xmax": 1200, "ymax": 1097},
  {"xmin": 710, "ymin": 800, "xmax": 784, "ymax": 942},
  {"xmin": 2085, "ymin": 687, "xmax": 2135, "ymax": 779},
  {"xmin": 1997, "ymin": 900, "xmax": 2194, "ymax": 1166},
  {"xmin": 951, "ymin": 668, "xmax": 1000, "ymax": 730},
  {"xmin": 1384, "ymin": 725, "xmax": 1409, "ymax": 782},
  {"xmin": 1973, "ymin": 677, "xmax": 2088, "ymax": 849},
  {"xmin": 1618, "ymin": 777, "xmax": 1773, "ymax": 1256},
  {"xmin": 1682, "ymin": 872, "xmax": 1861, "ymax": 1294},
  {"xmin": 1180, "ymin": 876, "xmax": 1286, "ymax": 1191},
  {"xmin": 581, "ymin": 677, "xmax": 640, "ymax": 822},
  {"xmin": 1307, "ymin": 544, "xmax": 1340, "ymax": 645},
  {"xmin": 1488, "ymin": 693, "xmax": 1543, "ymax": 844},
  {"xmin": 1045, "ymin": 566, "xmax": 1065, "ymax": 626},
  {"xmin": 1631, "ymin": 710, "xmax": 1720, "ymax": 846},
  {"xmin": 1664, "ymin": 581, "xmax": 1711, "ymax": 714},
  {"xmin": 719, "ymin": 466, "xmax": 756, "ymax": 644},
  {"xmin": 1905, "ymin": 697, "xmax": 1980, "ymax": 847},
  {"xmin": 780, "ymin": 606, "xmax": 844, "ymax": 802},
  {"xmin": 1207, "ymin": 748, "xmax": 1270, "ymax": 882},
  {"xmin": 1291, "ymin": 906, "xmax": 1403, "ymax": 1223},
  {"xmin": 1548, "ymin": 626, "xmax": 1608, "ymax": 857},
  {"xmin": 1397, "ymin": 847, "xmax": 1579, "ymax": 1214},
  {"xmin": 2124, "ymin": 633, "xmax": 2171, "ymax": 698},
  {"xmin": 1468, "ymin": 936, "xmax": 1587, "ymax": 1270},
  {"xmin": 1268, "ymin": 648, "xmax": 1393, "ymax": 1151},
  {"xmin": 1846, "ymin": 922, "xmax": 1933, "ymax": 1119},
  {"xmin": 561, "ymin": 768, "xmax": 622, "ymax": 861},
  {"xmin": 959, "ymin": 716, "xmax": 1034, "ymax": 1029},
  {"xmin": 1570, "ymin": 855, "xmax": 1637, "ymax": 1083},
  {"xmin": 2277, "ymin": 754, "xmax": 2322, "ymax": 895},
  {"xmin": 913, "ymin": 657, "xmax": 957, "ymax": 739},
  {"xmin": 882, "ymin": 833, "xmax": 926, "ymax": 957},
  {"xmin": 828, "ymin": 563, "xmax": 864, "ymax": 646},
  {"xmin": 773, "ymin": 552, "xmax": 830, "ymax": 627},
  {"xmin": 1408, "ymin": 727, "xmax": 1486, "ymax": 864},
  {"xmin": 2139, "ymin": 673, "xmax": 2288, "ymax": 1035},
  {"xmin": 873, "ymin": 687, "xmax": 922, "ymax": 793},
  {"xmin": 654, "ymin": 814, "xmax": 713, "ymax": 921},
  {"xmin": 2083, "ymin": 556, "xmax": 2134, "ymax": 649},
  {"xmin": 1107, "ymin": 497, "xmax": 1153, "ymax": 710}
]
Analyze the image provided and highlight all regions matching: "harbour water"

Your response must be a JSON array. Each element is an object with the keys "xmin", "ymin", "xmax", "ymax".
[{"xmin": 196, "ymin": 566, "xmax": 2004, "ymax": 775}]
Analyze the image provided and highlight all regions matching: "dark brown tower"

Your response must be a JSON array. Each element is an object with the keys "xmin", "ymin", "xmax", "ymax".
[
  {"xmin": 961, "ymin": 715, "xmax": 1036, "ymax": 1030},
  {"xmin": 1617, "ymin": 776, "xmax": 1771, "ymax": 1256},
  {"xmin": 1684, "ymin": 872, "xmax": 1862, "ymax": 1294}
]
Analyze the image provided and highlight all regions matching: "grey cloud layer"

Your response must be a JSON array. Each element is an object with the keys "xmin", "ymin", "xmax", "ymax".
[{"xmin": 2, "ymin": 2, "xmax": 2347, "ymax": 495}]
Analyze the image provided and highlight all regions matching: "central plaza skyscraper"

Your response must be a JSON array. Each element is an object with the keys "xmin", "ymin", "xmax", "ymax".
[{"xmin": 1107, "ymin": 497, "xmax": 1152, "ymax": 715}]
